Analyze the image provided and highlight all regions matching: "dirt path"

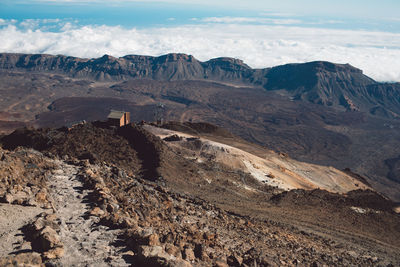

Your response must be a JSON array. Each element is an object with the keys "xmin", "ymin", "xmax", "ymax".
[
  {"xmin": 47, "ymin": 160, "xmax": 130, "ymax": 266},
  {"xmin": 0, "ymin": 204, "xmax": 45, "ymax": 257}
]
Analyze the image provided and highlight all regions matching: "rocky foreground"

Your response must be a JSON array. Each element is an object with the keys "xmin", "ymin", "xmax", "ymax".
[{"xmin": 0, "ymin": 122, "xmax": 399, "ymax": 266}]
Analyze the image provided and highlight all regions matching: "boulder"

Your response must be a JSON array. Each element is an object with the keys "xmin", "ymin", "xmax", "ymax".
[
  {"xmin": 38, "ymin": 226, "xmax": 62, "ymax": 251},
  {"xmin": 4, "ymin": 193, "xmax": 13, "ymax": 204},
  {"xmin": 139, "ymin": 245, "xmax": 170, "ymax": 259},
  {"xmin": 131, "ymin": 227, "xmax": 161, "ymax": 246},
  {"xmin": 147, "ymin": 233, "xmax": 160, "ymax": 246},
  {"xmin": 90, "ymin": 207, "xmax": 105, "ymax": 217},
  {"xmin": 138, "ymin": 245, "xmax": 192, "ymax": 267},
  {"xmin": 35, "ymin": 191, "xmax": 47, "ymax": 203},
  {"xmin": 182, "ymin": 247, "xmax": 195, "ymax": 261},
  {"xmin": 165, "ymin": 243, "xmax": 182, "ymax": 258}
]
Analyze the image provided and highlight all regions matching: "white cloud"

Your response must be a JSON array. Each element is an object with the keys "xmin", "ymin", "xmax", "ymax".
[
  {"xmin": 0, "ymin": 18, "xmax": 17, "ymax": 26},
  {"xmin": 19, "ymin": 19, "xmax": 40, "ymax": 29},
  {"xmin": 260, "ymin": 12, "xmax": 296, "ymax": 17},
  {"xmin": 1, "ymin": 21, "xmax": 400, "ymax": 82},
  {"xmin": 200, "ymin": 16, "xmax": 302, "ymax": 25}
]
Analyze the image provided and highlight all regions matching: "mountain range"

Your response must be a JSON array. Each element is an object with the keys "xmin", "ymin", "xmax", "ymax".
[{"xmin": 1, "ymin": 53, "xmax": 400, "ymax": 118}]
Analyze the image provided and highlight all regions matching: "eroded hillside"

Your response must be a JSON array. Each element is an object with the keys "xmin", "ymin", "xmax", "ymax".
[{"xmin": 145, "ymin": 123, "xmax": 369, "ymax": 193}]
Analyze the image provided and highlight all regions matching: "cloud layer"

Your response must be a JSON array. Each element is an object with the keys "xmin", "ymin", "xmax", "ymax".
[{"xmin": 1, "ymin": 20, "xmax": 400, "ymax": 82}]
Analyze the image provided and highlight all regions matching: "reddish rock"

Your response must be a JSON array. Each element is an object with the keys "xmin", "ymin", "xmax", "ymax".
[
  {"xmin": 38, "ymin": 226, "xmax": 62, "ymax": 251},
  {"xmin": 147, "ymin": 233, "xmax": 160, "ymax": 246},
  {"xmin": 90, "ymin": 207, "xmax": 105, "ymax": 216},
  {"xmin": 44, "ymin": 247, "xmax": 65, "ymax": 259}
]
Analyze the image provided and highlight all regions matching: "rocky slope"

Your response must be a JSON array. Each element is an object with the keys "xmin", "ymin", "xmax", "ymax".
[
  {"xmin": 0, "ymin": 53, "xmax": 399, "ymax": 117},
  {"xmin": 0, "ymin": 122, "xmax": 399, "ymax": 266}
]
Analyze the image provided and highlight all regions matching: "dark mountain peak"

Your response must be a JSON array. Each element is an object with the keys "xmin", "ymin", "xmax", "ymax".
[
  {"xmin": 89, "ymin": 55, "xmax": 122, "ymax": 68},
  {"xmin": 120, "ymin": 53, "xmax": 197, "ymax": 64},
  {"xmin": 200, "ymin": 57, "xmax": 254, "ymax": 83},
  {"xmin": 304, "ymin": 61, "xmax": 363, "ymax": 74},
  {"xmin": 205, "ymin": 57, "xmax": 251, "ymax": 70},
  {"xmin": 97, "ymin": 54, "xmax": 118, "ymax": 62},
  {"xmin": 269, "ymin": 61, "xmax": 363, "ymax": 77},
  {"xmin": 121, "ymin": 54, "xmax": 152, "ymax": 61},
  {"xmin": 156, "ymin": 53, "xmax": 196, "ymax": 63}
]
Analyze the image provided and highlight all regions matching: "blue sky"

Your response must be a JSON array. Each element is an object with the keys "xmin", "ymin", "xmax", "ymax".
[
  {"xmin": 1, "ymin": 0, "xmax": 399, "ymax": 31},
  {"xmin": 0, "ymin": 0, "xmax": 400, "ymax": 81}
]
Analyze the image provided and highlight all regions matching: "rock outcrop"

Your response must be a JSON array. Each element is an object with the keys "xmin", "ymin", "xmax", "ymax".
[
  {"xmin": 24, "ymin": 213, "xmax": 64, "ymax": 260},
  {"xmin": 0, "ymin": 147, "xmax": 54, "ymax": 208}
]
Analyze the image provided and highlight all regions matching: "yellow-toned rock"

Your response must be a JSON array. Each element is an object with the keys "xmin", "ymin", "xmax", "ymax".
[
  {"xmin": 44, "ymin": 247, "xmax": 65, "ymax": 259},
  {"xmin": 35, "ymin": 191, "xmax": 47, "ymax": 203},
  {"xmin": 90, "ymin": 207, "xmax": 105, "ymax": 216}
]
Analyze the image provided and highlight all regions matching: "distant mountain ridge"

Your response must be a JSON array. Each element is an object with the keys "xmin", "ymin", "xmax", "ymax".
[
  {"xmin": 0, "ymin": 53, "xmax": 258, "ymax": 83},
  {"xmin": 0, "ymin": 53, "xmax": 399, "ymax": 117}
]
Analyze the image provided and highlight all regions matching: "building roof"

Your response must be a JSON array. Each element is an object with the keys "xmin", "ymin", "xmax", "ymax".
[{"xmin": 107, "ymin": 110, "xmax": 126, "ymax": 119}]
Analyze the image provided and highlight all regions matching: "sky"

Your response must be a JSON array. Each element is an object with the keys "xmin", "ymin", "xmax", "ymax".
[{"xmin": 0, "ymin": 0, "xmax": 400, "ymax": 81}]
